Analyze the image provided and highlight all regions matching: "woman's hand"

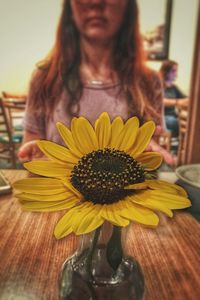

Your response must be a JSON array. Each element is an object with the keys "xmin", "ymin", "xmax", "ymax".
[
  {"xmin": 18, "ymin": 140, "xmax": 44, "ymax": 162},
  {"xmin": 149, "ymin": 139, "xmax": 177, "ymax": 166}
]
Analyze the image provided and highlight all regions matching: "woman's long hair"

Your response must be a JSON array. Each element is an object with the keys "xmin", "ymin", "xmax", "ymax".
[{"xmin": 29, "ymin": 0, "xmax": 161, "ymax": 122}]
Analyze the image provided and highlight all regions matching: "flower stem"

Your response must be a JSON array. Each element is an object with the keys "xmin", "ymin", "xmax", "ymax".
[
  {"xmin": 86, "ymin": 226, "xmax": 101, "ymax": 280},
  {"xmin": 106, "ymin": 225, "xmax": 123, "ymax": 271}
]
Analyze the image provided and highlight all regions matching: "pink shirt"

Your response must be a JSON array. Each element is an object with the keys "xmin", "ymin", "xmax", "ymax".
[
  {"xmin": 23, "ymin": 77, "xmax": 162, "ymax": 144},
  {"xmin": 23, "ymin": 82, "xmax": 130, "ymax": 145}
]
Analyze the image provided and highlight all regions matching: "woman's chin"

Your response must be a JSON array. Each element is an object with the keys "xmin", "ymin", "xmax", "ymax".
[{"xmin": 83, "ymin": 31, "xmax": 113, "ymax": 44}]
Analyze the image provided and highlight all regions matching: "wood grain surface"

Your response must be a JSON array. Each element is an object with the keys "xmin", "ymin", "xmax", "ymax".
[{"xmin": 0, "ymin": 170, "xmax": 200, "ymax": 300}]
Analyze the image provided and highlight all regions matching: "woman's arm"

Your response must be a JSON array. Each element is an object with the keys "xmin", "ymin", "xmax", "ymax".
[
  {"xmin": 18, "ymin": 68, "xmax": 47, "ymax": 162},
  {"xmin": 163, "ymin": 98, "xmax": 189, "ymax": 107}
]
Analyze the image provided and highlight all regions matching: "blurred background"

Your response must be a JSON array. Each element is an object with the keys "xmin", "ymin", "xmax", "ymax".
[{"xmin": 0, "ymin": 0, "xmax": 198, "ymax": 94}]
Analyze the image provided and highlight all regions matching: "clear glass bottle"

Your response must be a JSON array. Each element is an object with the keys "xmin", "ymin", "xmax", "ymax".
[{"xmin": 59, "ymin": 223, "xmax": 145, "ymax": 300}]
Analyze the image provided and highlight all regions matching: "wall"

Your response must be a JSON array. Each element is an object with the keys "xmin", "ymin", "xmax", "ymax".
[
  {"xmin": 0, "ymin": 0, "xmax": 61, "ymax": 94},
  {"xmin": 148, "ymin": 0, "xmax": 199, "ymax": 94},
  {"xmin": 0, "ymin": 0, "xmax": 199, "ymax": 94}
]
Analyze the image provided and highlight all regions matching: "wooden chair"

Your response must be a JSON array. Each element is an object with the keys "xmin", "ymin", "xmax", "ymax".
[
  {"xmin": 1, "ymin": 91, "xmax": 26, "ymax": 131},
  {"xmin": 158, "ymin": 130, "xmax": 172, "ymax": 152},
  {"xmin": 0, "ymin": 98, "xmax": 23, "ymax": 168},
  {"xmin": 176, "ymin": 104, "xmax": 188, "ymax": 165},
  {"xmin": 2, "ymin": 91, "xmax": 27, "ymax": 100}
]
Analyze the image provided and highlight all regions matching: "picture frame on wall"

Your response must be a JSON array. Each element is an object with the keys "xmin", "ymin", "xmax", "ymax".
[{"xmin": 138, "ymin": 0, "xmax": 173, "ymax": 60}]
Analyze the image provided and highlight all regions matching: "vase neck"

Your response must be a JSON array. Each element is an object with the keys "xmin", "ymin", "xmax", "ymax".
[{"xmin": 78, "ymin": 222, "xmax": 114, "ymax": 251}]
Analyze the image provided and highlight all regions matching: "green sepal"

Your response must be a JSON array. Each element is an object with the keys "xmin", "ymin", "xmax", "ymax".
[
  {"xmin": 144, "ymin": 172, "xmax": 157, "ymax": 179},
  {"xmin": 106, "ymin": 226, "xmax": 123, "ymax": 271}
]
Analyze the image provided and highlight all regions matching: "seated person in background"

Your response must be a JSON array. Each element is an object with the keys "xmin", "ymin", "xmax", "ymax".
[
  {"xmin": 159, "ymin": 60, "xmax": 188, "ymax": 137},
  {"xmin": 18, "ymin": 0, "xmax": 175, "ymax": 166}
]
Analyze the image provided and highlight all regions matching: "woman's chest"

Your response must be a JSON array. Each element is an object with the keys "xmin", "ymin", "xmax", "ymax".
[{"xmin": 45, "ymin": 87, "xmax": 129, "ymax": 144}]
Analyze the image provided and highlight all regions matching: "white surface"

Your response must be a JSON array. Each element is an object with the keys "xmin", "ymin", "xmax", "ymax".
[
  {"xmin": 176, "ymin": 164, "xmax": 200, "ymax": 188},
  {"xmin": 158, "ymin": 172, "xmax": 178, "ymax": 184}
]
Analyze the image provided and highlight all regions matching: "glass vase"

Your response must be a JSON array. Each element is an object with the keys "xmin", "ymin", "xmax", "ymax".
[{"xmin": 59, "ymin": 223, "xmax": 145, "ymax": 300}]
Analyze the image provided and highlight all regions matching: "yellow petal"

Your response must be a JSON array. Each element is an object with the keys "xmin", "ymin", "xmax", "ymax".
[
  {"xmin": 136, "ymin": 152, "xmax": 163, "ymax": 170},
  {"xmin": 16, "ymin": 191, "xmax": 74, "ymax": 202},
  {"xmin": 112, "ymin": 200, "xmax": 135, "ymax": 221},
  {"xmin": 74, "ymin": 205, "xmax": 104, "ymax": 235},
  {"xmin": 71, "ymin": 203, "xmax": 95, "ymax": 232},
  {"xmin": 71, "ymin": 117, "xmax": 98, "ymax": 154},
  {"xmin": 54, "ymin": 203, "xmax": 91, "ymax": 239},
  {"xmin": 113, "ymin": 201, "xmax": 138, "ymax": 221},
  {"xmin": 125, "ymin": 182, "xmax": 148, "ymax": 190},
  {"xmin": 122, "ymin": 198, "xmax": 159, "ymax": 226},
  {"xmin": 54, "ymin": 209, "xmax": 77, "ymax": 238},
  {"xmin": 111, "ymin": 197, "xmax": 158, "ymax": 225},
  {"xmin": 146, "ymin": 180, "xmax": 187, "ymax": 197},
  {"xmin": 24, "ymin": 161, "xmax": 71, "ymax": 178},
  {"xmin": 101, "ymin": 205, "xmax": 130, "ymax": 227},
  {"xmin": 56, "ymin": 122, "xmax": 82, "ymax": 158},
  {"xmin": 115, "ymin": 117, "xmax": 139, "ymax": 151},
  {"xmin": 37, "ymin": 140, "xmax": 78, "ymax": 165},
  {"xmin": 128, "ymin": 193, "xmax": 173, "ymax": 217},
  {"xmin": 13, "ymin": 178, "xmax": 66, "ymax": 195},
  {"xmin": 71, "ymin": 117, "xmax": 78, "ymax": 131},
  {"xmin": 147, "ymin": 190, "xmax": 191, "ymax": 209},
  {"xmin": 109, "ymin": 116, "xmax": 124, "ymax": 148},
  {"xmin": 62, "ymin": 180, "xmax": 83, "ymax": 198},
  {"xmin": 95, "ymin": 112, "xmax": 111, "ymax": 149},
  {"xmin": 20, "ymin": 196, "xmax": 78, "ymax": 212},
  {"xmin": 131, "ymin": 121, "xmax": 155, "ymax": 157}
]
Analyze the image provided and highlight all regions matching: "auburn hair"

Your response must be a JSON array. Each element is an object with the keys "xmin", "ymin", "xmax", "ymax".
[{"xmin": 28, "ymin": 0, "xmax": 162, "ymax": 123}]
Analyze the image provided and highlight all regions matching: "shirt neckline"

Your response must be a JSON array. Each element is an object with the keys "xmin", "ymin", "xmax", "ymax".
[{"xmin": 83, "ymin": 81, "xmax": 121, "ymax": 90}]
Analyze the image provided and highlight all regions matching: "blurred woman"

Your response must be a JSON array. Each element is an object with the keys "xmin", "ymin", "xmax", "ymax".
[{"xmin": 19, "ymin": 0, "xmax": 174, "ymax": 165}]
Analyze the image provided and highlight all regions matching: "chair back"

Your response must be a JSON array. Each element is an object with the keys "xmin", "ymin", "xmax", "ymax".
[
  {"xmin": 1, "ymin": 92, "xmax": 26, "ymax": 130},
  {"xmin": 2, "ymin": 91, "xmax": 27, "ymax": 100},
  {"xmin": 177, "ymin": 105, "xmax": 188, "ymax": 165},
  {"xmin": 159, "ymin": 130, "xmax": 172, "ymax": 152},
  {"xmin": 0, "ymin": 98, "xmax": 23, "ymax": 168}
]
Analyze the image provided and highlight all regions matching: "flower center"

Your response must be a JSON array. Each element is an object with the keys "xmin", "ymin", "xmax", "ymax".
[{"xmin": 71, "ymin": 148, "xmax": 145, "ymax": 204}]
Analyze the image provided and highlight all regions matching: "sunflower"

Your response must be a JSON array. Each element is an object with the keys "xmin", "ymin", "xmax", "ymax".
[{"xmin": 13, "ymin": 112, "xmax": 191, "ymax": 239}]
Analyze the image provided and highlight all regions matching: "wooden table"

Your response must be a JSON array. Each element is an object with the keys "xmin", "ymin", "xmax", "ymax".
[{"xmin": 0, "ymin": 170, "xmax": 200, "ymax": 300}]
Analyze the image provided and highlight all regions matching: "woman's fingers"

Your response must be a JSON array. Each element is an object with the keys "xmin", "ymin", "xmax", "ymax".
[
  {"xmin": 145, "ymin": 144, "xmax": 153, "ymax": 151},
  {"xmin": 160, "ymin": 148, "xmax": 176, "ymax": 166},
  {"xmin": 18, "ymin": 140, "xmax": 44, "ymax": 162},
  {"xmin": 148, "ymin": 140, "xmax": 176, "ymax": 166},
  {"xmin": 154, "ymin": 125, "xmax": 163, "ymax": 136}
]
